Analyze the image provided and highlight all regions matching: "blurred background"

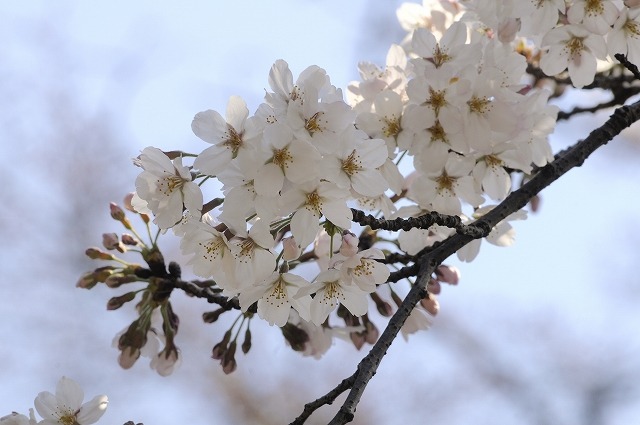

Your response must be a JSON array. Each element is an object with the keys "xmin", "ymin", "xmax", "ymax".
[{"xmin": 1, "ymin": 1, "xmax": 639, "ymax": 424}]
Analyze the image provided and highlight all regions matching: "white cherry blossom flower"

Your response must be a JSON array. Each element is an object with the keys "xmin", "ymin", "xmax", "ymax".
[
  {"xmin": 192, "ymin": 95, "xmax": 263, "ymax": 176},
  {"xmin": 180, "ymin": 214, "xmax": 236, "ymax": 290},
  {"xmin": 567, "ymin": 0, "xmax": 619, "ymax": 35},
  {"xmin": 540, "ymin": 24, "xmax": 607, "ymax": 88},
  {"xmin": 340, "ymin": 248, "xmax": 390, "ymax": 292},
  {"xmin": 457, "ymin": 207, "xmax": 527, "ymax": 262},
  {"xmin": 396, "ymin": 0, "xmax": 462, "ymax": 40},
  {"xmin": 239, "ymin": 271, "xmax": 312, "ymax": 327},
  {"xmin": 254, "ymin": 122, "xmax": 321, "ymax": 197},
  {"xmin": 321, "ymin": 128, "xmax": 389, "ymax": 197},
  {"xmin": 34, "ymin": 377, "xmax": 107, "ymax": 425},
  {"xmin": 410, "ymin": 22, "xmax": 480, "ymax": 72},
  {"xmin": 217, "ymin": 150, "xmax": 279, "ymax": 234},
  {"xmin": 356, "ymin": 90, "xmax": 418, "ymax": 156},
  {"xmin": 134, "ymin": 147, "xmax": 203, "ymax": 229},
  {"xmin": 347, "ymin": 45, "xmax": 408, "ymax": 113},
  {"xmin": 514, "ymin": 0, "xmax": 565, "ymax": 37},
  {"xmin": 280, "ymin": 181, "xmax": 353, "ymax": 249},
  {"xmin": 227, "ymin": 220, "xmax": 276, "ymax": 291},
  {"xmin": 410, "ymin": 152, "xmax": 484, "ymax": 215},
  {"xmin": 295, "ymin": 268, "xmax": 370, "ymax": 326},
  {"xmin": 607, "ymin": 7, "xmax": 640, "ymax": 65}
]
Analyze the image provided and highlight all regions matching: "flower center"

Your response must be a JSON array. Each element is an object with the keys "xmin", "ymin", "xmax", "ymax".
[
  {"xmin": 467, "ymin": 95, "xmax": 491, "ymax": 114},
  {"xmin": 322, "ymin": 280, "xmax": 342, "ymax": 303},
  {"xmin": 159, "ymin": 175, "xmax": 184, "ymax": 195},
  {"xmin": 305, "ymin": 112, "xmax": 324, "ymax": 135},
  {"xmin": 354, "ymin": 259, "xmax": 373, "ymax": 278},
  {"xmin": 426, "ymin": 87, "xmax": 447, "ymax": 115},
  {"xmin": 625, "ymin": 20, "xmax": 640, "ymax": 37},
  {"xmin": 565, "ymin": 36, "xmax": 585, "ymax": 57},
  {"xmin": 341, "ymin": 150, "xmax": 362, "ymax": 176},
  {"xmin": 484, "ymin": 154, "xmax": 503, "ymax": 168},
  {"xmin": 223, "ymin": 125, "xmax": 244, "ymax": 157},
  {"xmin": 272, "ymin": 147, "xmax": 292, "ymax": 170},
  {"xmin": 585, "ymin": 0, "xmax": 604, "ymax": 16},
  {"xmin": 432, "ymin": 44, "xmax": 451, "ymax": 67},
  {"xmin": 237, "ymin": 239, "xmax": 256, "ymax": 261},
  {"xmin": 58, "ymin": 413, "xmax": 78, "ymax": 425},
  {"xmin": 305, "ymin": 191, "xmax": 323, "ymax": 216},
  {"xmin": 427, "ymin": 120, "xmax": 448, "ymax": 144},
  {"xmin": 383, "ymin": 116, "xmax": 401, "ymax": 138},
  {"xmin": 201, "ymin": 237, "xmax": 225, "ymax": 261},
  {"xmin": 436, "ymin": 171, "xmax": 455, "ymax": 194},
  {"xmin": 268, "ymin": 278, "xmax": 287, "ymax": 303}
]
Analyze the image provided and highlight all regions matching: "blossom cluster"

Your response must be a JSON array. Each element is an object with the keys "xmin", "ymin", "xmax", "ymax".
[
  {"xmin": 1, "ymin": 377, "xmax": 107, "ymax": 425},
  {"xmin": 83, "ymin": 0, "xmax": 640, "ymax": 366}
]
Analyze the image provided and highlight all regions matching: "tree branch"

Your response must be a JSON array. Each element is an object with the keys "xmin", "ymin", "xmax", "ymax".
[{"xmin": 292, "ymin": 99, "xmax": 640, "ymax": 424}]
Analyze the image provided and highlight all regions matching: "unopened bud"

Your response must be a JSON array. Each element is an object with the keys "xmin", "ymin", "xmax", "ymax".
[
  {"xmin": 102, "ymin": 233, "xmax": 126, "ymax": 253},
  {"xmin": 364, "ymin": 320, "xmax": 379, "ymax": 344},
  {"xmin": 420, "ymin": 294, "xmax": 440, "ymax": 316},
  {"xmin": 107, "ymin": 292, "xmax": 137, "ymax": 310},
  {"xmin": 85, "ymin": 247, "xmax": 115, "ymax": 261},
  {"xmin": 530, "ymin": 195, "xmax": 541, "ymax": 213},
  {"xmin": 76, "ymin": 271, "xmax": 100, "ymax": 289},
  {"xmin": 340, "ymin": 231, "xmax": 359, "ymax": 257},
  {"xmin": 282, "ymin": 237, "xmax": 301, "ymax": 261},
  {"xmin": 120, "ymin": 320, "xmax": 149, "ymax": 347},
  {"xmin": 211, "ymin": 330, "xmax": 232, "ymax": 360},
  {"xmin": 281, "ymin": 323, "xmax": 309, "ymax": 352},
  {"xmin": 435, "ymin": 265, "xmax": 460, "ymax": 285},
  {"xmin": 350, "ymin": 331, "xmax": 366, "ymax": 350},
  {"xmin": 118, "ymin": 346, "xmax": 141, "ymax": 369},
  {"xmin": 222, "ymin": 341, "xmax": 237, "ymax": 374},
  {"xmin": 370, "ymin": 292, "xmax": 394, "ymax": 317},
  {"xmin": 427, "ymin": 279, "xmax": 441, "ymax": 295},
  {"xmin": 105, "ymin": 274, "xmax": 138, "ymax": 288},
  {"xmin": 202, "ymin": 308, "xmax": 227, "ymax": 323},
  {"xmin": 110, "ymin": 202, "xmax": 126, "ymax": 221},
  {"xmin": 121, "ymin": 234, "xmax": 138, "ymax": 246},
  {"xmin": 241, "ymin": 328, "xmax": 252, "ymax": 354}
]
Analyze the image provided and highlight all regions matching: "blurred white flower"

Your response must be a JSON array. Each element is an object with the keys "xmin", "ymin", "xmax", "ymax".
[{"xmin": 34, "ymin": 377, "xmax": 107, "ymax": 425}]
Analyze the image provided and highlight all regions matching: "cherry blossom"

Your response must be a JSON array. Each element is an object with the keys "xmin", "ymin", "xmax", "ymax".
[
  {"xmin": 34, "ymin": 377, "xmax": 107, "ymax": 425},
  {"xmin": 295, "ymin": 268, "xmax": 370, "ymax": 326},
  {"xmin": 192, "ymin": 95, "xmax": 263, "ymax": 176},
  {"xmin": 239, "ymin": 272, "xmax": 312, "ymax": 327},
  {"xmin": 134, "ymin": 147, "xmax": 203, "ymax": 229},
  {"xmin": 539, "ymin": 24, "xmax": 608, "ymax": 88}
]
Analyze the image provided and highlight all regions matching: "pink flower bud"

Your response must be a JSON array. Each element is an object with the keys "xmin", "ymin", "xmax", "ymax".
[
  {"xmin": 110, "ymin": 202, "xmax": 126, "ymax": 220},
  {"xmin": 427, "ymin": 278, "xmax": 441, "ymax": 295},
  {"xmin": 102, "ymin": 233, "xmax": 125, "ymax": 252},
  {"xmin": 435, "ymin": 265, "xmax": 460, "ymax": 285},
  {"xmin": 420, "ymin": 294, "xmax": 440, "ymax": 316},
  {"xmin": 282, "ymin": 237, "xmax": 301, "ymax": 261},
  {"xmin": 339, "ymin": 231, "xmax": 359, "ymax": 257}
]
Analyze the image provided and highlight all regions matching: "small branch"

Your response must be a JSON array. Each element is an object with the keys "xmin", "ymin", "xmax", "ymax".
[
  {"xmin": 289, "ymin": 374, "xmax": 357, "ymax": 425},
  {"xmin": 615, "ymin": 53, "xmax": 640, "ymax": 80},
  {"xmin": 173, "ymin": 279, "xmax": 241, "ymax": 310},
  {"xmin": 351, "ymin": 208, "xmax": 489, "ymax": 238}
]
